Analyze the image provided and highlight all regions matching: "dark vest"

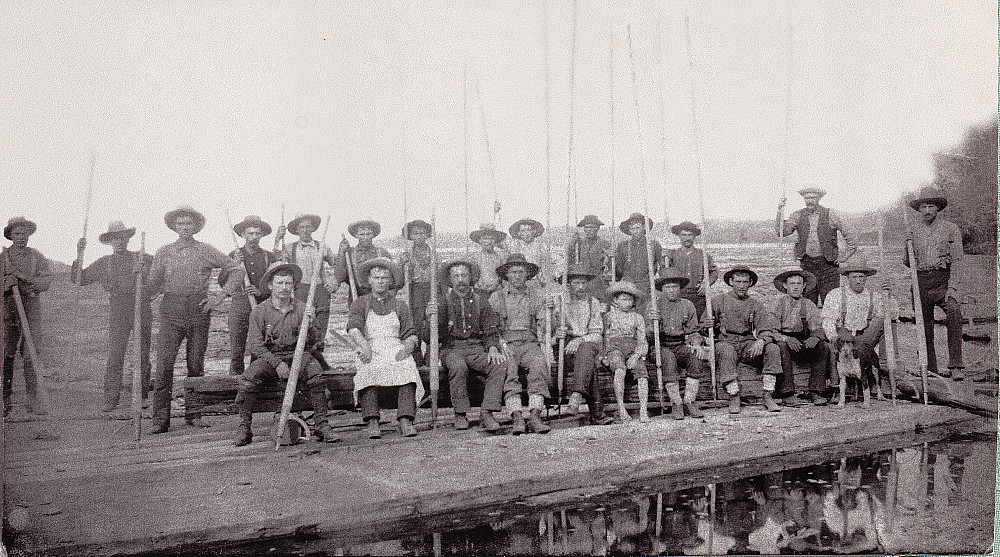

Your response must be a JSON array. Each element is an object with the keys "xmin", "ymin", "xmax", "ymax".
[{"xmin": 794, "ymin": 206, "xmax": 838, "ymax": 262}]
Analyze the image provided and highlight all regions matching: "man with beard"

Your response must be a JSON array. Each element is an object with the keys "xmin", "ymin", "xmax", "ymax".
[{"xmin": 614, "ymin": 212, "xmax": 663, "ymax": 314}]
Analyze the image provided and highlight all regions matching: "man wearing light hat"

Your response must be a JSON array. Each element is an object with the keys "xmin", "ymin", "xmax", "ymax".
[
  {"xmin": 2, "ymin": 216, "xmax": 53, "ymax": 415},
  {"xmin": 147, "ymin": 206, "xmax": 239, "ymax": 433},
  {"xmin": 904, "ymin": 186, "xmax": 965, "ymax": 380},
  {"xmin": 771, "ymin": 269, "xmax": 829, "ymax": 405},
  {"xmin": 73, "ymin": 221, "xmax": 154, "ymax": 411},
  {"xmin": 334, "ymin": 219, "xmax": 392, "ymax": 303},
  {"xmin": 276, "ymin": 213, "xmax": 338, "ymax": 335},
  {"xmin": 218, "ymin": 215, "xmax": 277, "ymax": 375},
  {"xmin": 506, "ymin": 218, "xmax": 553, "ymax": 288},
  {"xmin": 466, "ymin": 224, "xmax": 509, "ymax": 296},
  {"xmin": 776, "ymin": 187, "xmax": 858, "ymax": 306},
  {"xmin": 400, "ymin": 219, "xmax": 435, "ymax": 367},
  {"xmin": 665, "ymin": 220, "xmax": 718, "ymax": 316},
  {"xmin": 566, "ymin": 215, "xmax": 612, "ymax": 301}
]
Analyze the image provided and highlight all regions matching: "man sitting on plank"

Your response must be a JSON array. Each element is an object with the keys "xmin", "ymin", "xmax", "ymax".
[
  {"xmin": 556, "ymin": 264, "xmax": 612, "ymax": 426},
  {"xmin": 771, "ymin": 269, "xmax": 830, "ymax": 406}
]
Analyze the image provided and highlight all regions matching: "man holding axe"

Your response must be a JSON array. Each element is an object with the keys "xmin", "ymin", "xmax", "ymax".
[
  {"xmin": 2, "ymin": 217, "xmax": 53, "ymax": 415},
  {"xmin": 72, "ymin": 221, "xmax": 153, "ymax": 412}
]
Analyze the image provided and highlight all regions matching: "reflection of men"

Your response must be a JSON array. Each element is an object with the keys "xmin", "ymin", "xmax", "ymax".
[
  {"xmin": 2, "ymin": 217, "xmax": 53, "ymax": 415},
  {"xmin": 73, "ymin": 221, "xmax": 153, "ymax": 411},
  {"xmin": 776, "ymin": 187, "xmax": 858, "ymax": 305},
  {"xmin": 904, "ymin": 186, "xmax": 965, "ymax": 380},
  {"xmin": 466, "ymin": 224, "xmax": 509, "ymax": 296},
  {"xmin": 771, "ymin": 269, "xmax": 829, "ymax": 406},
  {"xmin": 566, "ymin": 215, "xmax": 612, "ymax": 301},
  {"xmin": 219, "ymin": 215, "xmax": 277, "ymax": 375},
  {"xmin": 665, "ymin": 220, "xmax": 718, "ymax": 316},
  {"xmin": 276, "ymin": 213, "xmax": 337, "ymax": 334}
]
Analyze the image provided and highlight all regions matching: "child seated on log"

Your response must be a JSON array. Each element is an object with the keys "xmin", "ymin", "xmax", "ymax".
[{"xmin": 601, "ymin": 281, "xmax": 649, "ymax": 423}]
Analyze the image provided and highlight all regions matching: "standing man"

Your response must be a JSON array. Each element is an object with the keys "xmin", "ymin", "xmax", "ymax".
[
  {"xmin": 275, "ymin": 213, "xmax": 338, "ymax": 336},
  {"xmin": 708, "ymin": 265, "xmax": 782, "ymax": 414},
  {"xmin": 2, "ymin": 217, "xmax": 52, "ymax": 415},
  {"xmin": 467, "ymin": 224, "xmax": 508, "ymax": 297},
  {"xmin": 650, "ymin": 269, "xmax": 706, "ymax": 420},
  {"xmin": 566, "ymin": 215, "xmax": 613, "ymax": 301},
  {"xmin": 506, "ymin": 218, "xmax": 553, "ymax": 288},
  {"xmin": 72, "ymin": 221, "xmax": 153, "ymax": 411},
  {"xmin": 776, "ymin": 187, "xmax": 858, "ymax": 306},
  {"xmin": 234, "ymin": 262, "xmax": 339, "ymax": 446},
  {"xmin": 218, "ymin": 215, "xmax": 277, "ymax": 375},
  {"xmin": 904, "ymin": 186, "xmax": 965, "ymax": 380},
  {"xmin": 821, "ymin": 257, "xmax": 888, "ymax": 388},
  {"xmin": 147, "ymin": 206, "xmax": 238, "ymax": 433},
  {"xmin": 400, "ymin": 219, "xmax": 434, "ymax": 367},
  {"xmin": 665, "ymin": 221, "xmax": 718, "ymax": 316},
  {"xmin": 614, "ymin": 212, "xmax": 664, "ymax": 313},
  {"xmin": 771, "ymin": 269, "xmax": 829, "ymax": 405},
  {"xmin": 556, "ymin": 265, "xmax": 610, "ymax": 425},
  {"xmin": 334, "ymin": 219, "xmax": 392, "ymax": 302},
  {"xmin": 433, "ymin": 258, "xmax": 506, "ymax": 432},
  {"xmin": 490, "ymin": 254, "xmax": 553, "ymax": 435}
]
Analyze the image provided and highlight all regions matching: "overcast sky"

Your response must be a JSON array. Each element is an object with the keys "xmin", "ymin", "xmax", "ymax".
[{"xmin": 2, "ymin": 0, "xmax": 996, "ymax": 262}]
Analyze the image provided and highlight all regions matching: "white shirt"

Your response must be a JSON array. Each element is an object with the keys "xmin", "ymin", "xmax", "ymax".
[{"xmin": 821, "ymin": 286, "xmax": 894, "ymax": 337}]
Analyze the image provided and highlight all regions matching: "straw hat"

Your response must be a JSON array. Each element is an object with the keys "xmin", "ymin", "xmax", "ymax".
[
  {"xmin": 797, "ymin": 186, "xmax": 827, "ymax": 197},
  {"xmin": 164, "ymin": 206, "xmax": 206, "ymax": 234},
  {"xmin": 723, "ymin": 265, "xmax": 759, "ymax": 287},
  {"xmin": 839, "ymin": 255, "xmax": 877, "ymax": 276},
  {"xmin": 357, "ymin": 257, "xmax": 404, "ymax": 289},
  {"xmin": 287, "ymin": 214, "xmax": 321, "ymax": 235},
  {"xmin": 441, "ymin": 258, "xmax": 482, "ymax": 286},
  {"xmin": 348, "ymin": 219, "xmax": 382, "ymax": 238},
  {"xmin": 773, "ymin": 269, "xmax": 817, "ymax": 294},
  {"xmin": 496, "ymin": 253, "xmax": 539, "ymax": 281},
  {"xmin": 508, "ymin": 218, "xmax": 544, "ymax": 238},
  {"xmin": 607, "ymin": 281, "xmax": 643, "ymax": 300},
  {"xmin": 233, "ymin": 215, "xmax": 272, "ymax": 237},
  {"xmin": 98, "ymin": 221, "xmax": 136, "ymax": 244},
  {"xmin": 3, "ymin": 216, "xmax": 36, "ymax": 240},
  {"xmin": 258, "ymin": 262, "xmax": 303, "ymax": 294}
]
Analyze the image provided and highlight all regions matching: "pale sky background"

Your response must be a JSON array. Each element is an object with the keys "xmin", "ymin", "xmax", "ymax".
[{"xmin": 2, "ymin": 0, "xmax": 996, "ymax": 263}]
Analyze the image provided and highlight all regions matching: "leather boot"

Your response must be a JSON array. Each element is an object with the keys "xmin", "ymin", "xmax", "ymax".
[
  {"xmin": 762, "ymin": 391, "xmax": 781, "ymax": 412},
  {"xmin": 665, "ymin": 382, "xmax": 684, "ymax": 420},
  {"xmin": 511, "ymin": 411, "xmax": 527, "ymax": 435},
  {"xmin": 398, "ymin": 417, "xmax": 418, "ymax": 437},
  {"xmin": 527, "ymin": 408, "xmax": 551, "ymax": 434},
  {"xmin": 309, "ymin": 388, "xmax": 340, "ymax": 443},
  {"xmin": 589, "ymin": 392, "xmax": 613, "ymax": 425},
  {"xmin": 366, "ymin": 419, "xmax": 382, "ymax": 439},
  {"xmin": 454, "ymin": 413, "xmax": 470, "ymax": 430},
  {"xmin": 479, "ymin": 410, "xmax": 501, "ymax": 433},
  {"xmin": 683, "ymin": 379, "xmax": 704, "ymax": 418},
  {"xmin": 950, "ymin": 367, "xmax": 965, "ymax": 381},
  {"xmin": 234, "ymin": 390, "xmax": 255, "ymax": 446}
]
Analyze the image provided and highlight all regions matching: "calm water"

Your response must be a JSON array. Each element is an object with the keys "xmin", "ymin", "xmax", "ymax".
[{"xmin": 188, "ymin": 432, "xmax": 996, "ymax": 556}]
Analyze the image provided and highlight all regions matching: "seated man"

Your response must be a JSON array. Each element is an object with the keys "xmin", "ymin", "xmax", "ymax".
[
  {"xmin": 556, "ymin": 264, "xmax": 611, "ymax": 425},
  {"xmin": 772, "ymin": 269, "xmax": 830, "ymax": 406},
  {"xmin": 490, "ymin": 254, "xmax": 553, "ymax": 435},
  {"xmin": 432, "ymin": 258, "xmax": 506, "ymax": 432},
  {"xmin": 234, "ymin": 262, "xmax": 339, "ymax": 446},
  {"xmin": 709, "ymin": 265, "xmax": 782, "ymax": 414},
  {"xmin": 650, "ymin": 269, "xmax": 706, "ymax": 420}
]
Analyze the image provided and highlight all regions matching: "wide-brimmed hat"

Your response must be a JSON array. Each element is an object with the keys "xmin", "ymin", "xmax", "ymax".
[
  {"xmin": 3, "ymin": 216, "xmax": 36, "ymax": 240},
  {"xmin": 839, "ymin": 256, "xmax": 877, "ymax": 277},
  {"xmin": 723, "ymin": 265, "xmax": 759, "ymax": 287},
  {"xmin": 357, "ymin": 256, "xmax": 404, "ymax": 289},
  {"xmin": 470, "ymin": 223, "xmax": 507, "ymax": 244},
  {"xmin": 670, "ymin": 221, "xmax": 702, "ymax": 236},
  {"xmin": 98, "ymin": 220, "xmax": 136, "ymax": 244},
  {"xmin": 577, "ymin": 214, "xmax": 604, "ymax": 228},
  {"xmin": 508, "ymin": 218, "xmax": 544, "ymax": 238},
  {"xmin": 908, "ymin": 186, "xmax": 948, "ymax": 211},
  {"xmin": 797, "ymin": 186, "xmax": 827, "ymax": 197},
  {"xmin": 441, "ymin": 258, "xmax": 482, "ymax": 286},
  {"xmin": 618, "ymin": 212, "xmax": 654, "ymax": 234},
  {"xmin": 655, "ymin": 268, "xmax": 691, "ymax": 290},
  {"xmin": 773, "ymin": 269, "xmax": 817, "ymax": 293},
  {"xmin": 287, "ymin": 213, "xmax": 321, "ymax": 234},
  {"xmin": 233, "ymin": 215, "xmax": 272, "ymax": 237},
  {"xmin": 164, "ymin": 206, "xmax": 206, "ymax": 234},
  {"xmin": 403, "ymin": 219, "xmax": 433, "ymax": 240},
  {"xmin": 556, "ymin": 264, "xmax": 598, "ymax": 283},
  {"xmin": 496, "ymin": 253, "xmax": 539, "ymax": 281},
  {"xmin": 259, "ymin": 262, "xmax": 303, "ymax": 294},
  {"xmin": 607, "ymin": 281, "xmax": 643, "ymax": 300},
  {"xmin": 348, "ymin": 219, "xmax": 382, "ymax": 238}
]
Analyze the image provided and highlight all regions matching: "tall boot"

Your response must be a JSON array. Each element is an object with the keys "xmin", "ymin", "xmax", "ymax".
[
  {"xmin": 234, "ymin": 390, "xmax": 255, "ymax": 446},
  {"xmin": 527, "ymin": 408, "xmax": 551, "ymax": 434},
  {"xmin": 683, "ymin": 378, "xmax": 704, "ymax": 418},
  {"xmin": 589, "ymin": 390, "xmax": 613, "ymax": 426},
  {"xmin": 665, "ymin": 381, "xmax": 684, "ymax": 420},
  {"xmin": 308, "ymin": 388, "xmax": 340, "ymax": 443},
  {"xmin": 637, "ymin": 378, "xmax": 651, "ymax": 423},
  {"xmin": 613, "ymin": 369, "xmax": 630, "ymax": 422}
]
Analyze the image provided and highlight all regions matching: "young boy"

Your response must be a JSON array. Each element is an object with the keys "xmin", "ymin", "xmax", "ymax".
[{"xmin": 601, "ymin": 281, "xmax": 649, "ymax": 423}]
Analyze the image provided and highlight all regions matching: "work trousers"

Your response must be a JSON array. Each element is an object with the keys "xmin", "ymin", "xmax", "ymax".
[
  {"xmin": 152, "ymin": 294, "xmax": 211, "ymax": 425},
  {"xmin": 238, "ymin": 354, "xmax": 325, "ymax": 393},
  {"xmin": 503, "ymin": 340, "xmax": 551, "ymax": 399},
  {"xmin": 409, "ymin": 282, "xmax": 431, "ymax": 366},
  {"xmin": 661, "ymin": 340, "xmax": 705, "ymax": 382},
  {"xmin": 294, "ymin": 283, "xmax": 331, "ymax": 339},
  {"xmin": 2, "ymin": 293, "xmax": 41, "ymax": 404},
  {"xmin": 227, "ymin": 294, "xmax": 257, "ymax": 375},
  {"xmin": 105, "ymin": 294, "xmax": 152, "ymax": 407},
  {"xmin": 442, "ymin": 340, "xmax": 504, "ymax": 413},
  {"xmin": 715, "ymin": 337, "xmax": 781, "ymax": 385},
  {"xmin": 917, "ymin": 269, "xmax": 963, "ymax": 371},
  {"xmin": 799, "ymin": 255, "xmax": 840, "ymax": 306},
  {"xmin": 776, "ymin": 331, "xmax": 829, "ymax": 396},
  {"xmin": 359, "ymin": 382, "xmax": 416, "ymax": 421},
  {"xmin": 566, "ymin": 339, "xmax": 601, "ymax": 395}
]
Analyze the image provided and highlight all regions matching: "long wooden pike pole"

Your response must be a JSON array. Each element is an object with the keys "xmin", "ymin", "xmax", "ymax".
[
  {"xmin": 609, "ymin": 22, "xmax": 617, "ymax": 282},
  {"xmin": 626, "ymin": 25, "xmax": 666, "ymax": 413},
  {"xmin": 342, "ymin": 233, "xmax": 359, "ymax": 303},
  {"xmin": 223, "ymin": 210, "xmax": 257, "ymax": 310},
  {"xmin": 274, "ymin": 216, "xmax": 331, "ymax": 449},
  {"xmin": 428, "ymin": 207, "xmax": 440, "ymax": 428},
  {"xmin": 656, "ymin": 12, "xmax": 669, "ymax": 234},
  {"xmin": 777, "ymin": 24, "xmax": 794, "ymax": 260},
  {"xmin": 279, "ymin": 204, "xmax": 286, "ymax": 253},
  {"xmin": 684, "ymin": 15, "xmax": 718, "ymax": 399},
  {"xmin": 463, "ymin": 62, "xmax": 472, "ymax": 251},
  {"xmin": 472, "ymin": 72, "xmax": 502, "ymax": 229},
  {"xmin": 903, "ymin": 206, "xmax": 929, "ymax": 404},
  {"xmin": 74, "ymin": 153, "xmax": 97, "ymax": 281},
  {"xmin": 132, "ymin": 232, "xmax": 146, "ymax": 441},
  {"xmin": 877, "ymin": 214, "xmax": 898, "ymax": 404},
  {"xmin": 542, "ymin": 0, "xmax": 555, "ymax": 380}
]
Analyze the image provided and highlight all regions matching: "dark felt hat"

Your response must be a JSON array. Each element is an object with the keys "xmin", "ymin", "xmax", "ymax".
[
  {"xmin": 508, "ymin": 218, "xmax": 544, "ymax": 238},
  {"xmin": 670, "ymin": 221, "xmax": 702, "ymax": 236},
  {"xmin": 348, "ymin": 219, "xmax": 382, "ymax": 238},
  {"xmin": 233, "ymin": 215, "xmax": 272, "ymax": 237},
  {"xmin": 607, "ymin": 280, "xmax": 643, "ymax": 300},
  {"xmin": 470, "ymin": 223, "xmax": 507, "ymax": 244},
  {"xmin": 577, "ymin": 214, "xmax": 604, "ymax": 227},
  {"xmin": 287, "ymin": 214, "xmax": 321, "ymax": 235},
  {"xmin": 3, "ymin": 216, "xmax": 37, "ymax": 241},
  {"xmin": 441, "ymin": 258, "xmax": 482, "ymax": 287},
  {"xmin": 556, "ymin": 264, "xmax": 598, "ymax": 283},
  {"xmin": 797, "ymin": 186, "xmax": 827, "ymax": 197},
  {"xmin": 357, "ymin": 256, "xmax": 404, "ymax": 289},
  {"xmin": 908, "ymin": 186, "xmax": 948, "ymax": 211},
  {"xmin": 773, "ymin": 268, "xmax": 817, "ymax": 294},
  {"xmin": 164, "ymin": 206, "xmax": 206, "ymax": 234},
  {"xmin": 723, "ymin": 265, "xmax": 759, "ymax": 287},
  {"xmin": 496, "ymin": 253, "xmax": 539, "ymax": 281},
  {"xmin": 403, "ymin": 219, "xmax": 433, "ymax": 240},
  {"xmin": 98, "ymin": 220, "xmax": 136, "ymax": 244},
  {"xmin": 655, "ymin": 268, "xmax": 691, "ymax": 290},
  {"xmin": 618, "ymin": 212, "xmax": 654, "ymax": 234},
  {"xmin": 258, "ymin": 262, "xmax": 303, "ymax": 294},
  {"xmin": 839, "ymin": 255, "xmax": 877, "ymax": 277}
]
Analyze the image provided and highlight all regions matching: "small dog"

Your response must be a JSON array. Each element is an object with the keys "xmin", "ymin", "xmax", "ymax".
[{"xmin": 835, "ymin": 338, "xmax": 883, "ymax": 407}]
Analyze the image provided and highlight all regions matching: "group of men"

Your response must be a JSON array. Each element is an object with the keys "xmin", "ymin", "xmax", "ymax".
[{"xmin": 0, "ymin": 184, "xmax": 968, "ymax": 441}]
